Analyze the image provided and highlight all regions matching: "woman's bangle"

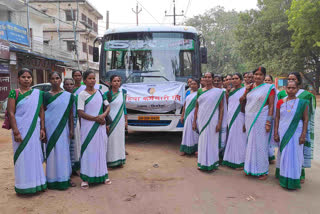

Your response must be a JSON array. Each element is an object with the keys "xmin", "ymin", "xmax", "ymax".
[{"xmin": 267, "ymin": 116, "xmax": 273, "ymax": 122}]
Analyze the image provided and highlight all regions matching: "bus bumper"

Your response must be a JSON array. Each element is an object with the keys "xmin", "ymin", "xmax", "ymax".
[{"xmin": 127, "ymin": 114, "xmax": 184, "ymax": 132}]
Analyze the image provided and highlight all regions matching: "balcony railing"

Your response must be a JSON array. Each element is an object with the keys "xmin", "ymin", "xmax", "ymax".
[{"xmin": 31, "ymin": 39, "xmax": 74, "ymax": 63}]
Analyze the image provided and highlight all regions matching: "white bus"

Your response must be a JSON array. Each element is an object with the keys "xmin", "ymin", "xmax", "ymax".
[{"xmin": 93, "ymin": 26, "xmax": 207, "ymax": 132}]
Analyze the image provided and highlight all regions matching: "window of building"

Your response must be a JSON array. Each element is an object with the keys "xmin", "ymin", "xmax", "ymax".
[
  {"xmin": 87, "ymin": 18, "xmax": 92, "ymax": 27},
  {"xmin": 82, "ymin": 42, "xmax": 87, "ymax": 53},
  {"xmin": 66, "ymin": 41, "xmax": 75, "ymax": 52},
  {"xmin": 89, "ymin": 45, "xmax": 93, "ymax": 55},
  {"xmin": 81, "ymin": 13, "xmax": 87, "ymax": 22},
  {"xmin": 93, "ymin": 23, "xmax": 98, "ymax": 33},
  {"xmin": 65, "ymin": 10, "xmax": 77, "ymax": 21}
]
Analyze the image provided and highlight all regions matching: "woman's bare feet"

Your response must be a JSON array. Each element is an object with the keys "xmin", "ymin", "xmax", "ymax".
[
  {"xmin": 180, "ymin": 152, "xmax": 186, "ymax": 156},
  {"xmin": 258, "ymin": 174, "xmax": 268, "ymax": 180}
]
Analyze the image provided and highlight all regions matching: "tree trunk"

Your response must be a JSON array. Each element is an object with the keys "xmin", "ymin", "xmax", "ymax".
[{"xmin": 315, "ymin": 61, "xmax": 320, "ymax": 95}]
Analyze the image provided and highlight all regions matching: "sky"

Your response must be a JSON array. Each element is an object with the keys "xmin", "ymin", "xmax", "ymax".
[{"xmin": 93, "ymin": 0, "xmax": 258, "ymax": 35}]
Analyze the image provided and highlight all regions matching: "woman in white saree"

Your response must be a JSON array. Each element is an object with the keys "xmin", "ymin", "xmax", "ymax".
[
  {"xmin": 180, "ymin": 79, "xmax": 199, "ymax": 155},
  {"xmin": 222, "ymin": 73, "xmax": 246, "ymax": 169},
  {"xmin": 106, "ymin": 75, "xmax": 128, "ymax": 168},
  {"xmin": 44, "ymin": 72, "xmax": 73, "ymax": 190},
  {"xmin": 77, "ymin": 71, "xmax": 111, "ymax": 189},
  {"xmin": 7, "ymin": 68, "xmax": 47, "ymax": 194},
  {"xmin": 274, "ymin": 81, "xmax": 309, "ymax": 189},
  {"xmin": 193, "ymin": 73, "xmax": 225, "ymax": 171},
  {"xmin": 240, "ymin": 67, "xmax": 275, "ymax": 180}
]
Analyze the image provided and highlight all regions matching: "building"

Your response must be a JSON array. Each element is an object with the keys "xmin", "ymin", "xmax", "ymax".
[
  {"xmin": 0, "ymin": 0, "xmax": 73, "ymax": 108},
  {"xmin": 29, "ymin": 0, "xmax": 103, "ymax": 78}
]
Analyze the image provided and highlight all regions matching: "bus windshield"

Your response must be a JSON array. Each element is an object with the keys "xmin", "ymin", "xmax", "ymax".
[{"xmin": 103, "ymin": 32, "xmax": 197, "ymax": 83}]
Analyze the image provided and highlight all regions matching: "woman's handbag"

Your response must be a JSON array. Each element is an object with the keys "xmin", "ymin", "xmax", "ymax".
[
  {"xmin": 2, "ymin": 89, "xmax": 19, "ymax": 130},
  {"xmin": 98, "ymin": 90, "xmax": 113, "ymax": 126}
]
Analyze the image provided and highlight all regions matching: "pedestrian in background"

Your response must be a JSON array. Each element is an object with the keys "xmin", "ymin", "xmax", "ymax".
[
  {"xmin": 106, "ymin": 75, "xmax": 128, "ymax": 168},
  {"xmin": 7, "ymin": 68, "xmax": 47, "ymax": 194},
  {"xmin": 44, "ymin": 72, "xmax": 73, "ymax": 190},
  {"xmin": 77, "ymin": 70, "xmax": 111, "ymax": 189},
  {"xmin": 180, "ymin": 79, "xmax": 199, "ymax": 156},
  {"xmin": 193, "ymin": 72, "xmax": 225, "ymax": 171},
  {"xmin": 274, "ymin": 81, "xmax": 309, "ymax": 189}
]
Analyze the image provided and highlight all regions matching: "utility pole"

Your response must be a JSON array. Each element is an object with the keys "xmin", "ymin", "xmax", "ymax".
[
  {"xmin": 57, "ymin": 1, "xmax": 61, "ymax": 48},
  {"xmin": 132, "ymin": 3, "xmax": 142, "ymax": 26},
  {"xmin": 26, "ymin": 0, "xmax": 31, "ymax": 47},
  {"xmin": 106, "ymin": 11, "xmax": 109, "ymax": 30},
  {"xmin": 71, "ymin": 7, "xmax": 80, "ymax": 70},
  {"xmin": 165, "ymin": 0, "xmax": 184, "ymax": 25}
]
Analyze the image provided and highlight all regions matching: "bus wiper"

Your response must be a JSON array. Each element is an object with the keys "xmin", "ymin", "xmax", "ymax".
[{"xmin": 132, "ymin": 70, "xmax": 160, "ymax": 73}]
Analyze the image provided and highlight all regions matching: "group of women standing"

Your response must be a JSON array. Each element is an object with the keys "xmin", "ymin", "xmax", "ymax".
[
  {"xmin": 7, "ymin": 68, "xmax": 127, "ymax": 194},
  {"xmin": 180, "ymin": 67, "xmax": 316, "ymax": 190}
]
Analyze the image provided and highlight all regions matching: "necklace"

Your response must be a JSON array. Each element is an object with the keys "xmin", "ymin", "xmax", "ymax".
[{"xmin": 285, "ymin": 98, "xmax": 296, "ymax": 112}]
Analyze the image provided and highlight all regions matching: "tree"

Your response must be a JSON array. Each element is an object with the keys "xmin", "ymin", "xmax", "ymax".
[
  {"xmin": 185, "ymin": 7, "xmax": 246, "ymax": 74},
  {"xmin": 235, "ymin": 0, "xmax": 304, "ymax": 76},
  {"xmin": 287, "ymin": 0, "xmax": 320, "ymax": 93}
]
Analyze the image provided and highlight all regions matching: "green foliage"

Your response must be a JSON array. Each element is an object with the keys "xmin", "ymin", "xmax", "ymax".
[
  {"xmin": 185, "ymin": 6, "xmax": 246, "ymax": 74},
  {"xmin": 235, "ymin": 0, "xmax": 304, "ymax": 76},
  {"xmin": 287, "ymin": 0, "xmax": 320, "ymax": 66}
]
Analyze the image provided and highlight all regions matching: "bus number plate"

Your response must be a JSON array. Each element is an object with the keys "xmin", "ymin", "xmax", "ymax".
[{"xmin": 138, "ymin": 116, "xmax": 160, "ymax": 121}]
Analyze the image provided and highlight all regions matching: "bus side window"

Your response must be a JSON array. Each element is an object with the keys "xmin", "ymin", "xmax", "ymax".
[{"xmin": 179, "ymin": 51, "xmax": 193, "ymax": 77}]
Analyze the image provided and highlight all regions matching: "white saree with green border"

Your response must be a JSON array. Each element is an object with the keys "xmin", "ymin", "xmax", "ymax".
[
  {"xmin": 244, "ymin": 83, "xmax": 275, "ymax": 176},
  {"xmin": 222, "ymin": 87, "xmax": 247, "ymax": 168},
  {"xmin": 180, "ymin": 91, "xmax": 199, "ymax": 154},
  {"xmin": 45, "ymin": 91, "xmax": 73, "ymax": 190},
  {"xmin": 12, "ymin": 89, "xmax": 47, "ymax": 194},
  {"xmin": 79, "ymin": 91, "xmax": 108, "ymax": 183},
  {"xmin": 277, "ymin": 98, "xmax": 308, "ymax": 189},
  {"xmin": 107, "ymin": 89, "xmax": 126, "ymax": 167},
  {"xmin": 197, "ymin": 88, "xmax": 225, "ymax": 171}
]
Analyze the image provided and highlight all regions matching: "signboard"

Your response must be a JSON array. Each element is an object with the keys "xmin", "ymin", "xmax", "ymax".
[
  {"xmin": 0, "ymin": 63, "xmax": 9, "ymax": 74},
  {"xmin": 105, "ymin": 39, "xmax": 194, "ymax": 51},
  {"xmin": 0, "ymin": 74, "xmax": 10, "ymax": 101},
  {"xmin": 122, "ymin": 81, "xmax": 185, "ymax": 113},
  {"xmin": 0, "ymin": 21, "xmax": 7, "ymax": 40},
  {"xmin": 0, "ymin": 39, "xmax": 10, "ymax": 60},
  {"xmin": 6, "ymin": 22, "xmax": 29, "ymax": 46}
]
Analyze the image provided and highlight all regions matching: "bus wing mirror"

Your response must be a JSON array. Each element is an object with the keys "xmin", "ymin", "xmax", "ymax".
[
  {"xmin": 93, "ymin": 47, "xmax": 99, "ymax": 62},
  {"xmin": 200, "ymin": 47, "xmax": 207, "ymax": 64}
]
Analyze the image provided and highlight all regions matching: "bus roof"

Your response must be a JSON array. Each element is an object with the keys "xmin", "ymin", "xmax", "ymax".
[{"xmin": 104, "ymin": 25, "xmax": 198, "ymax": 35}]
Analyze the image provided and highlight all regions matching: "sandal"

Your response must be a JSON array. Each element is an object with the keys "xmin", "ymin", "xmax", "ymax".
[
  {"xmin": 104, "ymin": 179, "xmax": 112, "ymax": 185},
  {"xmin": 70, "ymin": 180, "xmax": 77, "ymax": 187},
  {"xmin": 81, "ymin": 181, "xmax": 89, "ymax": 189}
]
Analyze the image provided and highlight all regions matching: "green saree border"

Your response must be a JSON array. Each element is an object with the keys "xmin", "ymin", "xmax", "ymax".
[
  {"xmin": 46, "ymin": 94, "xmax": 73, "ymax": 157},
  {"xmin": 222, "ymin": 161, "xmax": 244, "ymax": 169},
  {"xmin": 228, "ymin": 87, "xmax": 242, "ymax": 97},
  {"xmin": 107, "ymin": 159, "xmax": 126, "ymax": 167},
  {"xmin": 47, "ymin": 180, "xmax": 70, "ymax": 190},
  {"xmin": 80, "ymin": 105, "xmax": 103, "ymax": 157},
  {"xmin": 14, "ymin": 91, "xmax": 43, "ymax": 164},
  {"xmin": 228, "ymin": 104, "xmax": 241, "ymax": 130},
  {"xmin": 275, "ymin": 168, "xmax": 280, "ymax": 179},
  {"xmin": 279, "ymin": 176, "xmax": 301, "ymax": 190},
  {"xmin": 280, "ymin": 99, "xmax": 308, "ymax": 153},
  {"xmin": 46, "ymin": 92, "xmax": 63, "ymax": 105},
  {"xmin": 244, "ymin": 169, "xmax": 268, "ymax": 176},
  {"xmin": 246, "ymin": 84, "xmax": 274, "ymax": 142},
  {"xmin": 184, "ymin": 94, "xmax": 197, "ymax": 122},
  {"xmin": 15, "ymin": 183, "xmax": 47, "ymax": 194},
  {"xmin": 109, "ymin": 102, "xmax": 124, "ymax": 136},
  {"xmin": 199, "ymin": 91, "xmax": 225, "ymax": 135},
  {"xmin": 197, "ymin": 161, "xmax": 219, "ymax": 171},
  {"xmin": 80, "ymin": 173, "xmax": 108, "ymax": 184},
  {"xmin": 16, "ymin": 89, "xmax": 33, "ymax": 105},
  {"xmin": 85, "ymin": 92, "xmax": 96, "ymax": 105},
  {"xmin": 180, "ymin": 144, "xmax": 198, "ymax": 154}
]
